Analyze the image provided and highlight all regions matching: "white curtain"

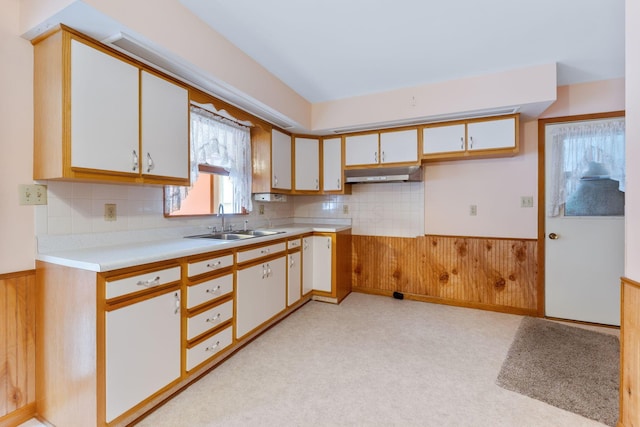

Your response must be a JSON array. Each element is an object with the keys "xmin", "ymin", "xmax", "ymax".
[
  {"xmin": 165, "ymin": 106, "xmax": 252, "ymax": 213},
  {"xmin": 547, "ymin": 118, "xmax": 625, "ymax": 217}
]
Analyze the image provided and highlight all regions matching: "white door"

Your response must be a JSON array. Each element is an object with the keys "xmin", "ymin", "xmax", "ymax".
[
  {"xmin": 294, "ymin": 137, "xmax": 320, "ymax": 191},
  {"xmin": 271, "ymin": 129, "xmax": 292, "ymax": 190},
  {"xmin": 302, "ymin": 237, "xmax": 314, "ymax": 295},
  {"xmin": 423, "ymin": 123, "xmax": 466, "ymax": 155},
  {"xmin": 379, "ymin": 129, "xmax": 418, "ymax": 164},
  {"xmin": 545, "ymin": 119, "xmax": 625, "ymax": 326},
  {"xmin": 312, "ymin": 235, "xmax": 333, "ymax": 293},
  {"xmin": 140, "ymin": 71, "xmax": 189, "ymax": 179},
  {"xmin": 322, "ymin": 137, "xmax": 343, "ymax": 191},
  {"xmin": 467, "ymin": 117, "xmax": 516, "ymax": 151},
  {"xmin": 70, "ymin": 39, "xmax": 139, "ymax": 174},
  {"xmin": 344, "ymin": 133, "xmax": 379, "ymax": 166},
  {"xmin": 287, "ymin": 251, "xmax": 301, "ymax": 306}
]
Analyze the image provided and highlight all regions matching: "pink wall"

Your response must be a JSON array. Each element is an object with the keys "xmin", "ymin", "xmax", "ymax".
[
  {"xmin": 0, "ymin": 0, "xmax": 36, "ymax": 274},
  {"xmin": 424, "ymin": 78, "xmax": 625, "ymax": 239},
  {"xmin": 625, "ymin": 0, "xmax": 640, "ymax": 280}
]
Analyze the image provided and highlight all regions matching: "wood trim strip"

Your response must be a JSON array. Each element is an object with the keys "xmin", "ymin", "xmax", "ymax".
[
  {"xmin": 422, "ymin": 234, "xmax": 537, "ymax": 242},
  {"xmin": 0, "ymin": 402, "xmax": 36, "ymax": 427},
  {"xmin": 0, "ymin": 270, "xmax": 35, "ymax": 280}
]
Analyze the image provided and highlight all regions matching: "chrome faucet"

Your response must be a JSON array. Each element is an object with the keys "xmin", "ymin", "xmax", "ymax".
[{"xmin": 218, "ymin": 203, "xmax": 225, "ymax": 231}]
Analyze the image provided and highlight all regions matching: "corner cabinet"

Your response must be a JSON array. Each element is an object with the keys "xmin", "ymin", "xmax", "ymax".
[
  {"xmin": 294, "ymin": 136, "xmax": 320, "ymax": 192},
  {"xmin": 271, "ymin": 129, "xmax": 293, "ymax": 191},
  {"xmin": 304, "ymin": 230, "xmax": 353, "ymax": 304},
  {"xmin": 32, "ymin": 26, "xmax": 189, "ymax": 185},
  {"xmin": 422, "ymin": 114, "xmax": 519, "ymax": 161}
]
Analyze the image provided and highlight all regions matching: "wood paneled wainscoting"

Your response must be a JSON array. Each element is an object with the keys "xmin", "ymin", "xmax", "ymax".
[
  {"xmin": 352, "ymin": 235, "xmax": 538, "ymax": 315},
  {"xmin": 0, "ymin": 270, "xmax": 36, "ymax": 427}
]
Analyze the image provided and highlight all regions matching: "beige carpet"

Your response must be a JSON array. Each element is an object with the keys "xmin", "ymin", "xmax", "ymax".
[
  {"xmin": 136, "ymin": 293, "xmax": 613, "ymax": 426},
  {"xmin": 496, "ymin": 317, "xmax": 619, "ymax": 426}
]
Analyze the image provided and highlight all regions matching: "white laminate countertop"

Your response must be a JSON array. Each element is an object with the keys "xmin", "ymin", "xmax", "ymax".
[{"xmin": 36, "ymin": 222, "xmax": 351, "ymax": 273}]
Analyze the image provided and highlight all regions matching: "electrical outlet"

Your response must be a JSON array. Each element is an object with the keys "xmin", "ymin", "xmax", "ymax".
[
  {"xmin": 343, "ymin": 205, "xmax": 349, "ymax": 214},
  {"xmin": 521, "ymin": 196, "xmax": 534, "ymax": 208},
  {"xmin": 470, "ymin": 204, "xmax": 478, "ymax": 216},
  {"xmin": 19, "ymin": 184, "xmax": 48, "ymax": 205},
  {"xmin": 104, "ymin": 203, "xmax": 117, "ymax": 221},
  {"xmin": 259, "ymin": 204, "xmax": 265, "ymax": 215}
]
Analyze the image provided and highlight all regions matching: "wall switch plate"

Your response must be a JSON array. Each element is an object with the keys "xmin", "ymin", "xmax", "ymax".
[
  {"xmin": 259, "ymin": 204, "xmax": 265, "ymax": 215},
  {"xmin": 104, "ymin": 203, "xmax": 117, "ymax": 221},
  {"xmin": 521, "ymin": 196, "xmax": 534, "ymax": 208},
  {"xmin": 470, "ymin": 204, "xmax": 478, "ymax": 216},
  {"xmin": 19, "ymin": 184, "xmax": 47, "ymax": 205},
  {"xmin": 343, "ymin": 205, "xmax": 349, "ymax": 214}
]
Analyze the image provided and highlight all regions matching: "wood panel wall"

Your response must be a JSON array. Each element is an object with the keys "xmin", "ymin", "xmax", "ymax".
[
  {"xmin": 352, "ymin": 235, "xmax": 538, "ymax": 315},
  {"xmin": 620, "ymin": 277, "xmax": 640, "ymax": 427},
  {"xmin": 0, "ymin": 270, "xmax": 36, "ymax": 427}
]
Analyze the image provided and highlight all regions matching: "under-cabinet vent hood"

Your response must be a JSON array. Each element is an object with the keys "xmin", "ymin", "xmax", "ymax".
[{"xmin": 344, "ymin": 166, "xmax": 422, "ymax": 183}]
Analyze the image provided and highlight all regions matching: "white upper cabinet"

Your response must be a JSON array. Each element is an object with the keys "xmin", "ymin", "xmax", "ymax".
[
  {"xmin": 344, "ymin": 133, "xmax": 379, "ymax": 166},
  {"xmin": 322, "ymin": 137, "xmax": 343, "ymax": 192},
  {"xmin": 379, "ymin": 129, "xmax": 419, "ymax": 164},
  {"xmin": 294, "ymin": 137, "xmax": 320, "ymax": 191},
  {"xmin": 272, "ymin": 129, "xmax": 292, "ymax": 190},
  {"xmin": 423, "ymin": 124, "xmax": 466, "ymax": 154},
  {"xmin": 70, "ymin": 39, "xmax": 139, "ymax": 174},
  {"xmin": 345, "ymin": 129, "xmax": 418, "ymax": 167},
  {"xmin": 467, "ymin": 117, "xmax": 516, "ymax": 151},
  {"xmin": 140, "ymin": 71, "xmax": 189, "ymax": 180}
]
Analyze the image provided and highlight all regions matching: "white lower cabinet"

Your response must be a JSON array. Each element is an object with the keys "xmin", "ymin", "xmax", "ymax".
[
  {"xmin": 288, "ymin": 251, "xmax": 301, "ymax": 306},
  {"xmin": 312, "ymin": 235, "xmax": 333, "ymax": 293},
  {"xmin": 236, "ymin": 256, "xmax": 286, "ymax": 339},
  {"xmin": 105, "ymin": 289, "xmax": 181, "ymax": 423},
  {"xmin": 186, "ymin": 325, "xmax": 233, "ymax": 371}
]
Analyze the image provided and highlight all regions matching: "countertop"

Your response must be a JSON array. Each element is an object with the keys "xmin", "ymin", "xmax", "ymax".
[{"xmin": 36, "ymin": 221, "xmax": 351, "ymax": 273}]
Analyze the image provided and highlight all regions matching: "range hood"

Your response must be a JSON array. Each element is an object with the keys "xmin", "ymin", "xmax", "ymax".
[{"xmin": 344, "ymin": 166, "xmax": 422, "ymax": 183}]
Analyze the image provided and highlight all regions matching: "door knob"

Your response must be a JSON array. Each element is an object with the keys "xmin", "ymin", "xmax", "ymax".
[{"xmin": 548, "ymin": 233, "xmax": 559, "ymax": 240}]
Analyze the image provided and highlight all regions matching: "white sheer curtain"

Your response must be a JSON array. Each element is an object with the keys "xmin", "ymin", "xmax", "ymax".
[
  {"xmin": 165, "ymin": 106, "xmax": 252, "ymax": 213},
  {"xmin": 547, "ymin": 118, "xmax": 625, "ymax": 217}
]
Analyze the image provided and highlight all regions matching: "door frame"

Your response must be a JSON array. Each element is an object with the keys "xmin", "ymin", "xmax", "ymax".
[{"xmin": 536, "ymin": 110, "xmax": 625, "ymax": 317}]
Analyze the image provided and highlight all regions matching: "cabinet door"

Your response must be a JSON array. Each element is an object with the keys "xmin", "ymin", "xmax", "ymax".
[
  {"xmin": 272, "ymin": 129, "xmax": 292, "ymax": 190},
  {"xmin": 467, "ymin": 117, "xmax": 516, "ymax": 151},
  {"xmin": 141, "ymin": 71, "xmax": 189, "ymax": 180},
  {"xmin": 312, "ymin": 236, "xmax": 333, "ymax": 293},
  {"xmin": 379, "ymin": 129, "xmax": 418, "ymax": 164},
  {"xmin": 287, "ymin": 251, "xmax": 302, "ymax": 306},
  {"xmin": 423, "ymin": 124, "xmax": 466, "ymax": 154},
  {"xmin": 105, "ymin": 290, "xmax": 180, "ymax": 422},
  {"xmin": 236, "ymin": 256, "xmax": 286, "ymax": 339},
  {"xmin": 294, "ymin": 137, "xmax": 320, "ymax": 191},
  {"xmin": 322, "ymin": 137, "xmax": 343, "ymax": 191},
  {"xmin": 70, "ymin": 39, "xmax": 139, "ymax": 174},
  {"xmin": 302, "ymin": 237, "xmax": 314, "ymax": 295},
  {"xmin": 345, "ymin": 133, "xmax": 379, "ymax": 166}
]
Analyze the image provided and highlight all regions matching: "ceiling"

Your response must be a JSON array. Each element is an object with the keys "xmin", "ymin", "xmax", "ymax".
[{"xmin": 178, "ymin": 0, "xmax": 625, "ymax": 103}]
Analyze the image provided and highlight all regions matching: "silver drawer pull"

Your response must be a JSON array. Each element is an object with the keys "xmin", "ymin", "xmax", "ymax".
[
  {"xmin": 206, "ymin": 260, "xmax": 222, "ymax": 269},
  {"xmin": 205, "ymin": 341, "xmax": 220, "ymax": 352},
  {"xmin": 206, "ymin": 285, "xmax": 222, "ymax": 295},
  {"xmin": 260, "ymin": 248, "xmax": 270, "ymax": 254},
  {"xmin": 136, "ymin": 276, "xmax": 161, "ymax": 288},
  {"xmin": 206, "ymin": 313, "xmax": 221, "ymax": 323}
]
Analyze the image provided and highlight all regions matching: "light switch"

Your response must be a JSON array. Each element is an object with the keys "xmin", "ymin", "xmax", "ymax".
[
  {"xmin": 521, "ymin": 196, "xmax": 534, "ymax": 208},
  {"xmin": 19, "ymin": 184, "xmax": 47, "ymax": 205},
  {"xmin": 470, "ymin": 204, "xmax": 477, "ymax": 216}
]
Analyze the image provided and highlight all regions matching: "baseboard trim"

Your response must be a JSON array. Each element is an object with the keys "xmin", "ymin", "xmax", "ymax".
[
  {"xmin": 352, "ymin": 287, "xmax": 538, "ymax": 316},
  {"xmin": 0, "ymin": 403, "xmax": 36, "ymax": 427}
]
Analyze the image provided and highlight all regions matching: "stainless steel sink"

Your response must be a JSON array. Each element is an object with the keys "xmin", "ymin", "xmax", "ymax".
[
  {"xmin": 185, "ymin": 232, "xmax": 255, "ymax": 240},
  {"xmin": 239, "ymin": 230, "xmax": 285, "ymax": 237},
  {"xmin": 185, "ymin": 230, "xmax": 285, "ymax": 240}
]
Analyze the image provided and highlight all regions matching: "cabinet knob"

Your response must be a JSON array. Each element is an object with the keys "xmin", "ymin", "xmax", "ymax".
[
  {"xmin": 469, "ymin": 136, "xmax": 474, "ymax": 149},
  {"xmin": 174, "ymin": 292, "xmax": 180, "ymax": 315},
  {"xmin": 337, "ymin": 178, "xmax": 341, "ymax": 189},
  {"xmin": 205, "ymin": 341, "xmax": 220, "ymax": 352},
  {"xmin": 374, "ymin": 151, "xmax": 378, "ymax": 163},
  {"xmin": 206, "ymin": 313, "xmax": 221, "ymax": 323},
  {"xmin": 206, "ymin": 285, "xmax": 222, "ymax": 295},
  {"xmin": 132, "ymin": 150, "xmax": 139, "ymax": 171},
  {"xmin": 460, "ymin": 137, "xmax": 464, "ymax": 150},
  {"xmin": 381, "ymin": 151, "xmax": 385, "ymax": 163},
  {"xmin": 136, "ymin": 276, "xmax": 160, "ymax": 288}
]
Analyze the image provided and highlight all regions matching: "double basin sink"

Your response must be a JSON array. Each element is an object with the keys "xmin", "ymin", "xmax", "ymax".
[{"xmin": 186, "ymin": 229, "xmax": 285, "ymax": 241}]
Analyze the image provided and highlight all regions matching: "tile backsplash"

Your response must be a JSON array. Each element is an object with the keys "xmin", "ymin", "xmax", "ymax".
[{"xmin": 36, "ymin": 180, "xmax": 424, "ymax": 238}]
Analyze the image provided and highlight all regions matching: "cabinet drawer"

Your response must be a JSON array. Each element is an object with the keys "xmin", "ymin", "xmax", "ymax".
[
  {"xmin": 236, "ymin": 242, "xmax": 286, "ymax": 264},
  {"xmin": 187, "ymin": 300, "xmax": 233, "ymax": 340},
  {"xmin": 105, "ymin": 266, "xmax": 180, "ymax": 300},
  {"xmin": 186, "ymin": 325, "xmax": 233, "ymax": 371},
  {"xmin": 188, "ymin": 253, "xmax": 234, "ymax": 277},
  {"xmin": 287, "ymin": 238, "xmax": 301, "ymax": 250},
  {"xmin": 187, "ymin": 274, "xmax": 233, "ymax": 309}
]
